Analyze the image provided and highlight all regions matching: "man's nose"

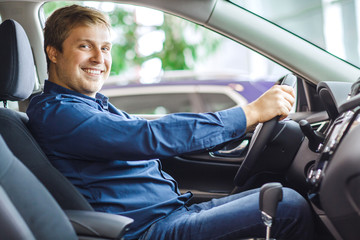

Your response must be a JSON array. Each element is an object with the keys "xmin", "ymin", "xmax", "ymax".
[{"xmin": 90, "ymin": 48, "xmax": 104, "ymax": 63}]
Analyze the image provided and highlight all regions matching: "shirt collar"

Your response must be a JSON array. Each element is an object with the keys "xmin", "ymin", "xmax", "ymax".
[{"xmin": 43, "ymin": 80, "xmax": 109, "ymax": 109}]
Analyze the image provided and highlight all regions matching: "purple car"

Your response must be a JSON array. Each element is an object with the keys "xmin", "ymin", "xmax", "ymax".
[{"xmin": 100, "ymin": 79, "xmax": 275, "ymax": 115}]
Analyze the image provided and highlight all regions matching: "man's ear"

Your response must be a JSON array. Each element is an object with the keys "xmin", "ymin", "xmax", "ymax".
[{"xmin": 46, "ymin": 46, "xmax": 58, "ymax": 63}]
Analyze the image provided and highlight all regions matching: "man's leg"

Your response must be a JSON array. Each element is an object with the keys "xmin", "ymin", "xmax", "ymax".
[{"xmin": 139, "ymin": 188, "xmax": 313, "ymax": 240}]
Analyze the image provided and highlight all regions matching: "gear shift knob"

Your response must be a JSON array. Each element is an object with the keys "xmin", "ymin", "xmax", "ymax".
[
  {"xmin": 260, "ymin": 182, "xmax": 283, "ymax": 218},
  {"xmin": 259, "ymin": 182, "xmax": 283, "ymax": 240}
]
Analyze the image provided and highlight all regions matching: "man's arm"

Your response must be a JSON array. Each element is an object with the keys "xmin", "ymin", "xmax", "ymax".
[
  {"xmin": 27, "ymin": 97, "xmax": 247, "ymax": 161},
  {"xmin": 27, "ymin": 85, "xmax": 294, "ymax": 162}
]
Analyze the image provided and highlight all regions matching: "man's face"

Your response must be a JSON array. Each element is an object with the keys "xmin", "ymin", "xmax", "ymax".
[{"xmin": 47, "ymin": 24, "xmax": 112, "ymax": 98}]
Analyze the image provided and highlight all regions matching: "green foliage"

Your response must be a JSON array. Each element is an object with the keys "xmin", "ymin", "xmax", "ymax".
[
  {"xmin": 42, "ymin": 1, "xmax": 77, "ymax": 17},
  {"xmin": 42, "ymin": 2, "xmax": 222, "ymax": 76},
  {"xmin": 157, "ymin": 15, "xmax": 221, "ymax": 71},
  {"xmin": 108, "ymin": 7, "xmax": 138, "ymax": 75}
]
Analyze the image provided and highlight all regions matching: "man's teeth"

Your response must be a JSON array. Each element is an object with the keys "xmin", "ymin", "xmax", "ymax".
[{"xmin": 83, "ymin": 69, "xmax": 101, "ymax": 74}]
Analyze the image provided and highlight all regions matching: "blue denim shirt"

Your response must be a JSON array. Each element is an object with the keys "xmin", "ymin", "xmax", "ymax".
[{"xmin": 26, "ymin": 80, "xmax": 247, "ymax": 239}]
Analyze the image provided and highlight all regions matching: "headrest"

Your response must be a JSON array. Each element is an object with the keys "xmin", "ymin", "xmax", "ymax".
[{"xmin": 0, "ymin": 19, "xmax": 35, "ymax": 102}]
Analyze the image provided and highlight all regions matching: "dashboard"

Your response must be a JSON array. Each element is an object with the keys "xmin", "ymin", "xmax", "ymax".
[
  {"xmin": 308, "ymin": 108, "xmax": 358, "ymax": 189},
  {"xmin": 302, "ymin": 82, "xmax": 360, "ymax": 240}
]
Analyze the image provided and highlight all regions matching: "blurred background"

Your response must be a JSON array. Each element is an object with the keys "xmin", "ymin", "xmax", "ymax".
[{"xmin": 41, "ymin": 0, "xmax": 360, "ymax": 114}]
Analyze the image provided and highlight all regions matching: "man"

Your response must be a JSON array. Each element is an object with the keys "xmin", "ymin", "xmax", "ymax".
[{"xmin": 27, "ymin": 4, "xmax": 313, "ymax": 240}]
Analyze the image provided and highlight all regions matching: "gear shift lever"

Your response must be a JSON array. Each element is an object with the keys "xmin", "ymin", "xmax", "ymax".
[{"xmin": 259, "ymin": 183, "xmax": 283, "ymax": 240}]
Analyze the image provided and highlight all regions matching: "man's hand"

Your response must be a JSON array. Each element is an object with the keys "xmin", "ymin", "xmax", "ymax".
[{"xmin": 242, "ymin": 85, "xmax": 295, "ymax": 128}]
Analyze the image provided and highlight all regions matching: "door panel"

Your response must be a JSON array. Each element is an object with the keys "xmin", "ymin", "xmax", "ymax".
[{"xmin": 160, "ymin": 135, "xmax": 251, "ymax": 203}]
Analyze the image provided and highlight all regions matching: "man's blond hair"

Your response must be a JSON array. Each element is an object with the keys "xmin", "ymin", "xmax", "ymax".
[{"xmin": 44, "ymin": 4, "xmax": 111, "ymax": 71}]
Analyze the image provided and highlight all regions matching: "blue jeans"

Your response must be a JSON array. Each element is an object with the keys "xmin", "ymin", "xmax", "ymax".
[{"xmin": 139, "ymin": 188, "xmax": 313, "ymax": 240}]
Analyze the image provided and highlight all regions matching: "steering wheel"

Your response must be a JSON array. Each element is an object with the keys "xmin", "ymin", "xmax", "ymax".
[{"xmin": 233, "ymin": 73, "xmax": 297, "ymax": 187}]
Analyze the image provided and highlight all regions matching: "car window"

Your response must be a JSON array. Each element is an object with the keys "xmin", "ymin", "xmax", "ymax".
[
  {"xmin": 109, "ymin": 91, "xmax": 238, "ymax": 114},
  {"xmin": 231, "ymin": 0, "xmax": 360, "ymax": 68},
  {"xmin": 110, "ymin": 93, "xmax": 192, "ymax": 114},
  {"xmin": 41, "ymin": 2, "xmax": 288, "ymax": 114},
  {"xmin": 200, "ymin": 93, "xmax": 237, "ymax": 112},
  {"xmin": 0, "ymin": 101, "xmax": 18, "ymax": 110}
]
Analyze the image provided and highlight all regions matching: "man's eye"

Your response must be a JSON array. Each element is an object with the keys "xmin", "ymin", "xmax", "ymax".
[
  {"xmin": 80, "ymin": 45, "xmax": 90, "ymax": 49},
  {"xmin": 102, "ymin": 47, "xmax": 111, "ymax": 52}
]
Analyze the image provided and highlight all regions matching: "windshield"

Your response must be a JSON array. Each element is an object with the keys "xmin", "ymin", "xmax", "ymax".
[{"xmin": 231, "ymin": 0, "xmax": 360, "ymax": 68}]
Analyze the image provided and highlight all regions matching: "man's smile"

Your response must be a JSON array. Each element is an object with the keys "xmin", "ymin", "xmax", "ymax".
[{"xmin": 82, "ymin": 68, "xmax": 103, "ymax": 75}]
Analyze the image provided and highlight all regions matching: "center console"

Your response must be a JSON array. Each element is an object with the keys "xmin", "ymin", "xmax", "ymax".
[{"xmin": 306, "ymin": 93, "xmax": 360, "ymax": 240}]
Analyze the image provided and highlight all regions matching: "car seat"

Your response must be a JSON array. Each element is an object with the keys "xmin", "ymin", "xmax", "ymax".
[
  {"xmin": 0, "ymin": 19, "xmax": 133, "ymax": 239},
  {"xmin": 0, "ymin": 18, "xmax": 93, "ymax": 211},
  {"xmin": 0, "ymin": 134, "xmax": 133, "ymax": 239},
  {"xmin": 0, "ymin": 135, "xmax": 78, "ymax": 239}
]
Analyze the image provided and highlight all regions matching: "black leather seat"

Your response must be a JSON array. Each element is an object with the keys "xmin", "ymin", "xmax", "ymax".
[
  {"xmin": 0, "ymin": 133, "xmax": 133, "ymax": 239},
  {"xmin": 0, "ymin": 18, "xmax": 93, "ymax": 211},
  {"xmin": 0, "ymin": 135, "xmax": 78, "ymax": 240},
  {"xmin": 0, "ymin": 19, "xmax": 133, "ymax": 239}
]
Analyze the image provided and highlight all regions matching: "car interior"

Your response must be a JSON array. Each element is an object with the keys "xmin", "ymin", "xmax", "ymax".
[{"xmin": 1, "ymin": 0, "xmax": 360, "ymax": 240}]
